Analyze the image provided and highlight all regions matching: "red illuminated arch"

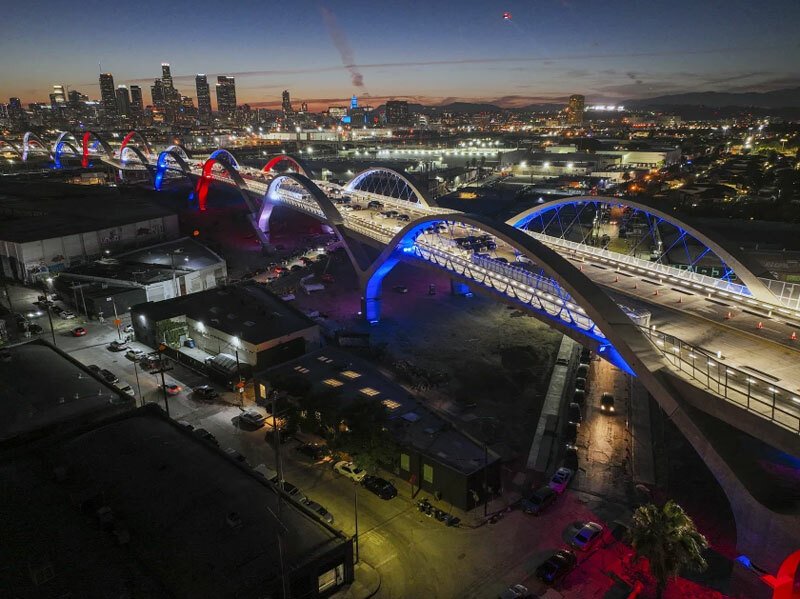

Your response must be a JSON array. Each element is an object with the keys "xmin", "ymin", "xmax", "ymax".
[
  {"xmin": 119, "ymin": 130, "xmax": 152, "ymax": 159},
  {"xmin": 262, "ymin": 154, "xmax": 308, "ymax": 177},
  {"xmin": 80, "ymin": 131, "xmax": 114, "ymax": 168},
  {"xmin": 766, "ymin": 550, "xmax": 800, "ymax": 599}
]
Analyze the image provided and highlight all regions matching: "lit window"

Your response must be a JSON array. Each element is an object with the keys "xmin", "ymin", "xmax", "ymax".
[
  {"xmin": 360, "ymin": 387, "xmax": 380, "ymax": 397},
  {"xmin": 323, "ymin": 378, "xmax": 343, "ymax": 387},
  {"xmin": 316, "ymin": 355, "xmax": 333, "ymax": 363},
  {"xmin": 382, "ymin": 399, "xmax": 401, "ymax": 411},
  {"xmin": 400, "ymin": 453, "xmax": 410, "ymax": 471},
  {"xmin": 423, "ymin": 463, "xmax": 434, "ymax": 484},
  {"xmin": 293, "ymin": 365, "xmax": 310, "ymax": 374},
  {"xmin": 340, "ymin": 370, "xmax": 361, "ymax": 379},
  {"xmin": 259, "ymin": 383, "xmax": 267, "ymax": 398}
]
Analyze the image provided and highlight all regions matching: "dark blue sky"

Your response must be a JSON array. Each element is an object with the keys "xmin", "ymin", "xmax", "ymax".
[{"xmin": 2, "ymin": 0, "xmax": 799, "ymax": 108}]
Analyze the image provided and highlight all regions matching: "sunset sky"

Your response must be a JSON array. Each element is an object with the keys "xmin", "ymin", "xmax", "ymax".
[{"xmin": 2, "ymin": 0, "xmax": 799, "ymax": 110}]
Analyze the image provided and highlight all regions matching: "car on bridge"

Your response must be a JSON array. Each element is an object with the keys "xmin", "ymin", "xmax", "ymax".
[{"xmin": 600, "ymin": 392, "xmax": 616, "ymax": 413}]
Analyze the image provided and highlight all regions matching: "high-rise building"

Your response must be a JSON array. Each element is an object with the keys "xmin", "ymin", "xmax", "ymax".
[
  {"xmin": 385, "ymin": 100, "xmax": 409, "ymax": 126},
  {"xmin": 67, "ymin": 89, "xmax": 87, "ymax": 109},
  {"xmin": 216, "ymin": 76, "xmax": 237, "ymax": 116},
  {"xmin": 282, "ymin": 90, "xmax": 293, "ymax": 114},
  {"xmin": 99, "ymin": 73, "xmax": 117, "ymax": 114},
  {"xmin": 8, "ymin": 97, "xmax": 23, "ymax": 119},
  {"xmin": 161, "ymin": 63, "xmax": 174, "ymax": 89},
  {"xmin": 115, "ymin": 85, "xmax": 131, "ymax": 117},
  {"xmin": 300, "ymin": 102, "xmax": 308, "ymax": 113},
  {"xmin": 129, "ymin": 85, "xmax": 144, "ymax": 117},
  {"xmin": 50, "ymin": 84, "xmax": 67, "ymax": 109},
  {"xmin": 195, "ymin": 74, "xmax": 212, "ymax": 123},
  {"xmin": 151, "ymin": 79, "xmax": 166, "ymax": 109},
  {"xmin": 566, "ymin": 94, "xmax": 585, "ymax": 125}
]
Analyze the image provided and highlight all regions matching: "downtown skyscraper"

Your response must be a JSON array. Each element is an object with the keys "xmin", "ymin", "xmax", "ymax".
[
  {"xmin": 99, "ymin": 73, "xmax": 117, "ymax": 115},
  {"xmin": 195, "ymin": 74, "xmax": 212, "ymax": 124},
  {"xmin": 215, "ymin": 76, "xmax": 237, "ymax": 117}
]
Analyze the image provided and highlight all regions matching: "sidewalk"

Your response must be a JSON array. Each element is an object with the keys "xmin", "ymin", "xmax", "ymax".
[{"xmin": 330, "ymin": 561, "xmax": 381, "ymax": 599}]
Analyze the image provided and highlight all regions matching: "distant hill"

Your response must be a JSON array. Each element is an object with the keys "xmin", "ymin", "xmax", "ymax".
[{"xmin": 627, "ymin": 87, "xmax": 800, "ymax": 109}]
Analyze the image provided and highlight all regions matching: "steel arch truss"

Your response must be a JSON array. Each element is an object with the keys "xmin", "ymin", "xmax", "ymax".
[
  {"xmin": 79, "ymin": 130, "xmax": 114, "ymax": 168},
  {"xmin": 345, "ymin": 167, "xmax": 433, "ymax": 207},
  {"xmin": 262, "ymin": 154, "xmax": 308, "ymax": 177},
  {"xmin": 22, "ymin": 132, "xmax": 50, "ymax": 161},
  {"xmin": 0, "ymin": 138, "xmax": 23, "ymax": 159},
  {"xmin": 195, "ymin": 150, "xmax": 256, "ymax": 213},
  {"xmin": 118, "ymin": 130, "xmax": 152, "ymax": 159},
  {"xmin": 53, "ymin": 140, "xmax": 80, "ymax": 168},
  {"xmin": 116, "ymin": 146, "xmax": 154, "ymax": 185},
  {"xmin": 508, "ymin": 196, "xmax": 776, "ymax": 302},
  {"xmin": 363, "ymin": 212, "xmax": 650, "ymax": 373},
  {"xmin": 154, "ymin": 150, "xmax": 192, "ymax": 190}
]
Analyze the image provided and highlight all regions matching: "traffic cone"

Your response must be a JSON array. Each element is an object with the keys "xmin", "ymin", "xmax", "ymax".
[
  {"xmin": 633, "ymin": 282, "xmax": 638, "ymax": 290},
  {"xmin": 725, "ymin": 312, "xmax": 732, "ymax": 320},
  {"xmin": 757, "ymin": 321, "xmax": 763, "ymax": 330},
  {"xmin": 614, "ymin": 275, "xmax": 619, "ymax": 283},
  {"xmin": 791, "ymin": 331, "xmax": 797, "ymax": 341},
  {"xmin": 677, "ymin": 296, "xmax": 683, "ymax": 304},
  {"xmin": 653, "ymin": 289, "xmax": 659, "ymax": 296}
]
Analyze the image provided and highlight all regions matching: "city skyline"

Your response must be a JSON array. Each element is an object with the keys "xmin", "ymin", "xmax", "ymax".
[{"xmin": 2, "ymin": 0, "xmax": 799, "ymax": 110}]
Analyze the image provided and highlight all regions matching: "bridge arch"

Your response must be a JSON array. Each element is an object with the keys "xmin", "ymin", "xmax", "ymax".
[
  {"xmin": 345, "ymin": 167, "xmax": 435, "ymax": 207},
  {"xmin": 164, "ymin": 144, "xmax": 191, "ymax": 161},
  {"xmin": 154, "ymin": 150, "xmax": 192, "ymax": 190},
  {"xmin": 195, "ymin": 150, "xmax": 256, "ymax": 213},
  {"xmin": 116, "ymin": 146, "xmax": 154, "ymax": 185},
  {"xmin": 79, "ymin": 130, "xmax": 114, "ymax": 168},
  {"xmin": 507, "ymin": 196, "xmax": 777, "ymax": 304},
  {"xmin": 118, "ymin": 130, "xmax": 152, "ymax": 159},
  {"xmin": 262, "ymin": 154, "xmax": 308, "ymax": 177},
  {"xmin": 53, "ymin": 141, "xmax": 80, "ymax": 168},
  {"xmin": 22, "ymin": 132, "xmax": 49, "ymax": 161},
  {"xmin": 53, "ymin": 131, "xmax": 79, "ymax": 152},
  {"xmin": 770, "ymin": 550, "xmax": 800, "ymax": 598}
]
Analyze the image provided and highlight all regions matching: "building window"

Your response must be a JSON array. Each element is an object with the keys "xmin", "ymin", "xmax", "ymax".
[
  {"xmin": 359, "ymin": 387, "xmax": 380, "ymax": 397},
  {"xmin": 340, "ymin": 370, "xmax": 361, "ymax": 379},
  {"xmin": 400, "ymin": 453, "xmax": 410, "ymax": 471},
  {"xmin": 318, "ymin": 564, "xmax": 344, "ymax": 592},
  {"xmin": 382, "ymin": 399, "xmax": 401, "ymax": 411},
  {"xmin": 293, "ymin": 365, "xmax": 310, "ymax": 374},
  {"xmin": 323, "ymin": 378, "xmax": 343, "ymax": 387},
  {"xmin": 258, "ymin": 383, "xmax": 266, "ymax": 399},
  {"xmin": 316, "ymin": 355, "xmax": 333, "ymax": 363},
  {"xmin": 423, "ymin": 464, "xmax": 434, "ymax": 484}
]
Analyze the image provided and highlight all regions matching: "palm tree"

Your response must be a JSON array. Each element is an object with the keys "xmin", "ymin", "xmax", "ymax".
[{"xmin": 628, "ymin": 500, "xmax": 709, "ymax": 599}]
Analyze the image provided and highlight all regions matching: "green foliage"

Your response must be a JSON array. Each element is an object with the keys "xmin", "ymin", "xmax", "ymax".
[
  {"xmin": 628, "ymin": 501, "xmax": 709, "ymax": 598},
  {"xmin": 332, "ymin": 397, "xmax": 398, "ymax": 473},
  {"xmin": 155, "ymin": 318, "xmax": 186, "ymax": 347}
]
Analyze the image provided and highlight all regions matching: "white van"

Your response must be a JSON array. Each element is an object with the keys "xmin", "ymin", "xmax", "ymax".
[{"xmin": 253, "ymin": 464, "xmax": 279, "ymax": 483}]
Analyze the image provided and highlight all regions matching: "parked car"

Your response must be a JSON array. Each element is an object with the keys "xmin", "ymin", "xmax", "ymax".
[
  {"xmin": 576, "ymin": 363, "xmax": 589, "ymax": 378},
  {"xmin": 100, "ymin": 369, "xmax": 119, "ymax": 384},
  {"xmin": 548, "ymin": 467, "xmax": 574, "ymax": 494},
  {"xmin": 572, "ymin": 389, "xmax": 586, "ymax": 406},
  {"xmin": 239, "ymin": 409, "xmax": 266, "ymax": 428},
  {"xmin": 28, "ymin": 324, "xmax": 43, "ymax": 334},
  {"xmin": 570, "ymin": 522, "xmax": 604, "ymax": 551},
  {"xmin": 567, "ymin": 402, "xmax": 582, "ymax": 425},
  {"xmin": 87, "ymin": 364, "xmax": 101, "ymax": 375},
  {"xmin": 193, "ymin": 385, "xmax": 220, "ymax": 400},
  {"xmin": 362, "ymin": 475, "xmax": 398, "ymax": 500},
  {"xmin": 192, "ymin": 427, "xmax": 218, "ymax": 446},
  {"xmin": 334, "ymin": 460, "xmax": 367, "ymax": 483},
  {"xmin": 367, "ymin": 200, "xmax": 384, "ymax": 209},
  {"xmin": 498, "ymin": 583, "xmax": 531, "ymax": 599},
  {"xmin": 396, "ymin": 213, "xmax": 411, "ymax": 222},
  {"xmin": 122, "ymin": 324, "xmax": 134, "ymax": 333},
  {"xmin": 125, "ymin": 348, "xmax": 145, "ymax": 361},
  {"xmin": 535, "ymin": 549, "xmax": 577, "ymax": 584},
  {"xmin": 600, "ymin": 392, "xmax": 616, "ymax": 413},
  {"xmin": 183, "ymin": 338, "xmax": 196, "ymax": 349},
  {"xmin": 61, "ymin": 310, "xmax": 76, "ymax": 319},
  {"xmin": 277, "ymin": 481, "xmax": 306, "ymax": 503},
  {"xmin": 117, "ymin": 385, "xmax": 136, "ymax": 397},
  {"xmin": 72, "ymin": 326, "xmax": 87, "ymax": 336},
  {"xmin": 224, "ymin": 447, "xmax": 249, "ymax": 464},
  {"xmin": 564, "ymin": 445, "xmax": 579, "ymax": 470},
  {"xmin": 108, "ymin": 340, "xmax": 128, "ymax": 352},
  {"xmin": 254, "ymin": 464, "xmax": 279, "ymax": 483},
  {"xmin": 565, "ymin": 422, "xmax": 578, "ymax": 447},
  {"xmin": 300, "ymin": 498, "xmax": 334, "ymax": 524},
  {"xmin": 162, "ymin": 383, "xmax": 182, "ymax": 396},
  {"xmin": 520, "ymin": 486, "xmax": 557, "ymax": 516},
  {"xmin": 295, "ymin": 443, "xmax": 330, "ymax": 461},
  {"xmin": 575, "ymin": 377, "xmax": 587, "ymax": 391}
]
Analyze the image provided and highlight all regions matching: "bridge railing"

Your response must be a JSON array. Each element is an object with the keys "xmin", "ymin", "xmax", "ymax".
[
  {"xmin": 643, "ymin": 326, "xmax": 800, "ymax": 434},
  {"xmin": 759, "ymin": 278, "xmax": 800, "ymax": 311},
  {"xmin": 524, "ymin": 230, "xmax": 755, "ymax": 298}
]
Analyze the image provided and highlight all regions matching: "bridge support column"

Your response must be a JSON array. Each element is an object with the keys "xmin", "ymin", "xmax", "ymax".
[
  {"xmin": 361, "ymin": 296, "xmax": 381, "ymax": 323},
  {"xmin": 450, "ymin": 279, "xmax": 471, "ymax": 296},
  {"xmin": 360, "ymin": 253, "xmax": 401, "ymax": 324},
  {"xmin": 257, "ymin": 202, "xmax": 275, "ymax": 243}
]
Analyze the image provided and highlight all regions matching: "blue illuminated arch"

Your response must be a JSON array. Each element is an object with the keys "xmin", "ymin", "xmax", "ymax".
[
  {"xmin": 507, "ymin": 196, "xmax": 777, "ymax": 304},
  {"xmin": 53, "ymin": 141, "xmax": 80, "ymax": 169},
  {"xmin": 207, "ymin": 148, "xmax": 240, "ymax": 170},
  {"xmin": 154, "ymin": 150, "xmax": 192, "ymax": 190}
]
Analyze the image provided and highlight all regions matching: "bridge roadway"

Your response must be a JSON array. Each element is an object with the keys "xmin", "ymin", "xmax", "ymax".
[{"xmin": 110, "ymin": 154, "xmax": 800, "ymax": 437}]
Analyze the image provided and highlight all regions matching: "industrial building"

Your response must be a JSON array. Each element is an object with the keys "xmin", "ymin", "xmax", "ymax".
[
  {"xmin": 257, "ymin": 347, "xmax": 501, "ymax": 511},
  {"xmin": 0, "ymin": 186, "xmax": 179, "ymax": 284},
  {"xmin": 131, "ymin": 282, "xmax": 320, "ymax": 372},
  {"xmin": 55, "ymin": 237, "xmax": 227, "ymax": 317}
]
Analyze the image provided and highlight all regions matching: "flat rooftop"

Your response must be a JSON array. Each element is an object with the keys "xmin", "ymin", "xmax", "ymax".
[
  {"xmin": 0, "ymin": 340, "xmax": 130, "ymax": 443},
  {"xmin": 133, "ymin": 283, "xmax": 316, "ymax": 345},
  {"xmin": 261, "ymin": 347, "xmax": 498, "ymax": 475},
  {"xmin": 0, "ymin": 406, "xmax": 349, "ymax": 598},
  {"xmin": 0, "ymin": 189, "xmax": 175, "ymax": 243}
]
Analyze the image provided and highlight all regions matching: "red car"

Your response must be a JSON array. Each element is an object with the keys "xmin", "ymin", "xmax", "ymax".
[
  {"xmin": 72, "ymin": 327, "xmax": 87, "ymax": 337},
  {"xmin": 163, "ymin": 383, "xmax": 182, "ymax": 396}
]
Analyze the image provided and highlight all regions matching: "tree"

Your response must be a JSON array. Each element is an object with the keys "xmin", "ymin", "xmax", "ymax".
[
  {"xmin": 335, "ymin": 397, "xmax": 398, "ymax": 473},
  {"xmin": 628, "ymin": 501, "xmax": 709, "ymax": 599}
]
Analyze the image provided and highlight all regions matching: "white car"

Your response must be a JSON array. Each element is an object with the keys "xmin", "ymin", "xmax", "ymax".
[
  {"xmin": 548, "ymin": 467, "xmax": 574, "ymax": 494},
  {"xmin": 60, "ymin": 310, "xmax": 76, "ymax": 319},
  {"xmin": 333, "ymin": 461, "xmax": 366, "ymax": 483},
  {"xmin": 570, "ymin": 522, "xmax": 604, "ymax": 551},
  {"xmin": 239, "ymin": 409, "xmax": 266, "ymax": 428},
  {"xmin": 126, "ymin": 348, "xmax": 145, "ymax": 361}
]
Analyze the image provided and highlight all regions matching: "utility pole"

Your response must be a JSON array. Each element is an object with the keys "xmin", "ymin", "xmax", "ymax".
[
  {"xmin": 354, "ymin": 486, "xmax": 360, "ymax": 564},
  {"xmin": 111, "ymin": 298, "xmax": 121, "ymax": 340},
  {"xmin": 153, "ymin": 344, "xmax": 172, "ymax": 417},
  {"xmin": 133, "ymin": 359, "xmax": 142, "ymax": 405},
  {"xmin": 271, "ymin": 390, "xmax": 285, "ymax": 513}
]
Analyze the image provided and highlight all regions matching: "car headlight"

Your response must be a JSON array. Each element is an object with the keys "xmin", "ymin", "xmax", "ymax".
[
  {"xmin": 610, "ymin": 406, "xmax": 615, "ymax": 412},
  {"xmin": 601, "ymin": 405, "xmax": 606, "ymax": 411}
]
